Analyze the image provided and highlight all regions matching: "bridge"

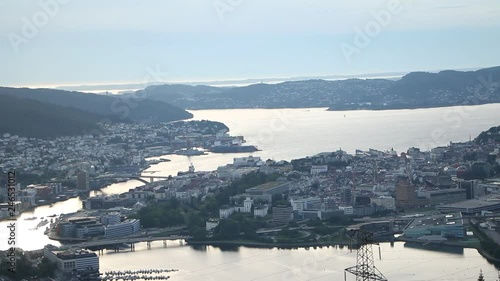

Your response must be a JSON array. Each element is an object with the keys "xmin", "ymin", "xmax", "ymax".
[
  {"xmin": 75, "ymin": 235, "xmax": 192, "ymax": 253},
  {"xmin": 96, "ymin": 174, "xmax": 172, "ymax": 184}
]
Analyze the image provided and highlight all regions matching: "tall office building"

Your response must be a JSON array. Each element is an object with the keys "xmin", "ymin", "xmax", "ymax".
[
  {"xmin": 395, "ymin": 179, "xmax": 416, "ymax": 203},
  {"xmin": 459, "ymin": 180, "xmax": 484, "ymax": 199},
  {"xmin": 341, "ymin": 187, "xmax": 352, "ymax": 206},
  {"xmin": 77, "ymin": 171, "xmax": 90, "ymax": 191},
  {"xmin": 395, "ymin": 177, "xmax": 428, "ymax": 209}
]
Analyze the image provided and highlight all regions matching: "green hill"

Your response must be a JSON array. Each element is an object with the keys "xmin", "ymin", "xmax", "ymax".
[
  {"xmin": 0, "ymin": 87, "xmax": 193, "ymax": 123},
  {"xmin": 0, "ymin": 86, "xmax": 193, "ymax": 138},
  {"xmin": 0, "ymin": 94, "xmax": 106, "ymax": 138},
  {"xmin": 475, "ymin": 125, "xmax": 500, "ymax": 144},
  {"xmin": 135, "ymin": 66, "xmax": 500, "ymax": 110}
]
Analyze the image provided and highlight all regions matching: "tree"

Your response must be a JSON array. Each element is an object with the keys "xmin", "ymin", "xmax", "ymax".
[
  {"xmin": 37, "ymin": 257, "xmax": 57, "ymax": 278},
  {"xmin": 215, "ymin": 219, "xmax": 240, "ymax": 240},
  {"xmin": 0, "ymin": 250, "xmax": 36, "ymax": 280},
  {"xmin": 191, "ymin": 226, "xmax": 207, "ymax": 240},
  {"xmin": 478, "ymin": 269, "xmax": 485, "ymax": 281}
]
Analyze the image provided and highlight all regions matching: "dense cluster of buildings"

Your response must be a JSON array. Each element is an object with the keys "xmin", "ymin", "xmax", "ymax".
[
  {"xmin": 0, "ymin": 120, "xmax": 247, "ymax": 218},
  {"xmin": 5, "ymin": 122, "xmax": 497, "ymax": 256},
  {"xmin": 35, "ymin": 134, "xmax": 499, "ymax": 246},
  {"xmin": 54, "ymin": 208, "xmax": 141, "ymax": 240},
  {"xmin": 205, "ymin": 141, "xmax": 500, "ymax": 233},
  {"xmin": 0, "ymin": 120, "xmax": 246, "ymax": 180}
]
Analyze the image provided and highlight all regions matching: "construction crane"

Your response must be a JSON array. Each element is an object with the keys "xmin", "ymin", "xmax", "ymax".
[{"xmin": 344, "ymin": 229, "xmax": 388, "ymax": 281}]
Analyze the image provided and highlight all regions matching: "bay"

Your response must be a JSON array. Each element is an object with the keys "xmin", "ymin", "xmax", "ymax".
[
  {"xmin": 97, "ymin": 242, "xmax": 498, "ymax": 281},
  {"xmin": 2, "ymin": 104, "xmax": 500, "ymax": 279}
]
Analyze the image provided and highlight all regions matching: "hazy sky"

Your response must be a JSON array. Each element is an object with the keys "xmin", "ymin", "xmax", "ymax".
[{"xmin": 1, "ymin": 0, "xmax": 500, "ymax": 87}]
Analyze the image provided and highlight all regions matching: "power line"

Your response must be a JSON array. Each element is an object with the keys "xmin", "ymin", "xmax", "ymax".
[{"xmin": 344, "ymin": 230, "xmax": 388, "ymax": 281}]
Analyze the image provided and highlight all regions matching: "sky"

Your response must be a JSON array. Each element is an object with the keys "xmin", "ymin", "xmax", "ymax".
[{"xmin": 1, "ymin": 0, "xmax": 500, "ymax": 87}]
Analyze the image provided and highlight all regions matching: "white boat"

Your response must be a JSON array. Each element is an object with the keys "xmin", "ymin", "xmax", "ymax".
[
  {"xmin": 37, "ymin": 219, "xmax": 49, "ymax": 228},
  {"xmin": 175, "ymin": 148, "xmax": 205, "ymax": 156}
]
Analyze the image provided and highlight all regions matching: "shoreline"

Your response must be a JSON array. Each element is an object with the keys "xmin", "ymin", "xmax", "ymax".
[
  {"xmin": 0, "ymin": 167, "xmax": 149, "ymax": 223},
  {"xmin": 327, "ymin": 102, "xmax": 500, "ymax": 112},
  {"xmin": 185, "ymin": 102, "xmax": 500, "ymax": 112},
  {"xmin": 0, "ymin": 194, "xmax": 80, "ymax": 223},
  {"xmin": 185, "ymin": 237, "xmax": 465, "ymax": 250},
  {"xmin": 187, "ymin": 239, "xmax": 350, "ymax": 249},
  {"xmin": 185, "ymin": 236, "xmax": 500, "ymax": 265}
]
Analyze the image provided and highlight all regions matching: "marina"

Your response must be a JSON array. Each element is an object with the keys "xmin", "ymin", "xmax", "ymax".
[{"xmin": 100, "ymin": 269, "xmax": 178, "ymax": 281}]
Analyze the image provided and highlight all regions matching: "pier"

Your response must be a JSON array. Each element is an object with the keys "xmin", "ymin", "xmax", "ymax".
[{"xmin": 101, "ymin": 268, "xmax": 178, "ymax": 281}]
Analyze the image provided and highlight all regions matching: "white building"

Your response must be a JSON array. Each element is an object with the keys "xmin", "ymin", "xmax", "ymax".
[
  {"xmin": 44, "ymin": 246, "xmax": 99, "ymax": 272},
  {"xmin": 219, "ymin": 206, "xmax": 235, "ymax": 219},
  {"xmin": 371, "ymin": 196, "xmax": 396, "ymax": 211},
  {"xmin": 206, "ymin": 220, "xmax": 219, "ymax": 231},
  {"xmin": 290, "ymin": 197, "xmax": 322, "ymax": 212},
  {"xmin": 75, "ymin": 224, "xmax": 105, "ymax": 238},
  {"xmin": 104, "ymin": 219, "xmax": 140, "ymax": 238},
  {"xmin": 124, "ymin": 190, "xmax": 152, "ymax": 200},
  {"xmin": 233, "ymin": 156, "xmax": 262, "ymax": 168},
  {"xmin": 254, "ymin": 205, "xmax": 269, "ymax": 218},
  {"xmin": 100, "ymin": 212, "xmax": 121, "ymax": 225},
  {"xmin": 290, "ymin": 199, "xmax": 305, "ymax": 212},
  {"xmin": 0, "ymin": 201, "xmax": 22, "ymax": 217},
  {"xmin": 243, "ymin": 198, "xmax": 253, "ymax": 212},
  {"xmin": 131, "ymin": 152, "xmax": 144, "ymax": 165},
  {"xmin": 339, "ymin": 206, "xmax": 354, "ymax": 215},
  {"xmin": 310, "ymin": 165, "xmax": 328, "ymax": 175}
]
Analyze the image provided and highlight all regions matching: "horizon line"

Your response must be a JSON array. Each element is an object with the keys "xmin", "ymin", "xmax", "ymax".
[{"xmin": 1, "ymin": 65, "xmax": 493, "ymax": 91}]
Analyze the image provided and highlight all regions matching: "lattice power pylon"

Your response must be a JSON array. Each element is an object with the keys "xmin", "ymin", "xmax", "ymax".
[{"xmin": 344, "ymin": 230, "xmax": 388, "ymax": 281}]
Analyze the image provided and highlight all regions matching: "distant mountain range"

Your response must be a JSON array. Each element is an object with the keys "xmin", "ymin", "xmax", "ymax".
[
  {"xmin": 2, "ymin": 66, "xmax": 499, "ymax": 138},
  {"xmin": 0, "ymin": 87, "xmax": 192, "ymax": 138},
  {"xmin": 137, "ymin": 66, "xmax": 500, "ymax": 110},
  {"xmin": 55, "ymin": 71, "xmax": 408, "ymax": 92}
]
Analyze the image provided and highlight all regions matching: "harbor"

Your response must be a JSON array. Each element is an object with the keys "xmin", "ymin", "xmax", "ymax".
[{"xmin": 100, "ymin": 268, "xmax": 178, "ymax": 281}]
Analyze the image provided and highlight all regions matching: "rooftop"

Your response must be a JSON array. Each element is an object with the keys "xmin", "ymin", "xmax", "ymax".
[
  {"xmin": 428, "ymin": 189, "xmax": 466, "ymax": 195},
  {"xmin": 406, "ymin": 213, "xmax": 462, "ymax": 230},
  {"xmin": 54, "ymin": 248, "xmax": 97, "ymax": 260},
  {"xmin": 438, "ymin": 196, "xmax": 500, "ymax": 212},
  {"xmin": 247, "ymin": 181, "xmax": 288, "ymax": 192}
]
